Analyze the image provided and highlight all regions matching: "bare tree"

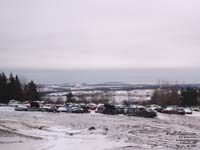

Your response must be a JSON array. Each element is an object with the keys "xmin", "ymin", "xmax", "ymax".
[
  {"xmin": 19, "ymin": 75, "xmax": 29, "ymax": 101},
  {"xmin": 151, "ymin": 81, "xmax": 181, "ymax": 106}
]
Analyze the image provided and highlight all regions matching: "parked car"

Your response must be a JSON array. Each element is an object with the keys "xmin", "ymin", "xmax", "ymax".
[
  {"xmin": 148, "ymin": 104, "xmax": 163, "ymax": 112},
  {"xmin": 15, "ymin": 104, "xmax": 28, "ymax": 111},
  {"xmin": 115, "ymin": 105, "xmax": 125, "ymax": 114},
  {"xmin": 8, "ymin": 100, "xmax": 21, "ymax": 107},
  {"xmin": 22, "ymin": 101, "xmax": 31, "ymax": 107},
  {"xmin": 126, "ymin": 105, "xmax": 157, "ymax": 118},
  {"xmin": 95, "ymin": 104, "xmax": 104, "ymax": 113},
  {"xmin": 80, "ymin": 105, "xmax": 90, "ymax": 113},
  {"xmin": 161, "ymin": 106, "xmax": 185, "ymax": 115},
  {"xmin": 86, "ymin": 103, "xmax": 97, "ymax": 110},
  {"xmin": 28, "ymin": 101, "xmax": 40, "ymax": 111},
  {"xmin": 56, "ymin": 106, "xmax": 68, "ymax": 112},
  {"xmin": 0, "ymin": 103, "xmax": 7, "ymax": 107},
  {"xmin": 103, "ymin": 104, "xmax": 115, "ymax": 115},
  {"xmin": 191, "ymin": 106, "xmax": 200, "ymax": 112},
  {"xmin": 126, "ymin": 105, "xmax": 142, "ymax": 115},
  {"xmin": 39, "ymin": 105, "xmax": 57, "ymax": 112},
  {"xmin": 184, "ymin": 107, "xmax": 192, "ymax": 114},
  {"xmin": 30, "ymin": 101, "xmax": 40, "ymax": 109},
  {"xmin": 177, "ymin": 107, "xmax": 186, "ymax": 115},
  {"xmin": 70, "ymin": 106, "xmax": 85, "ymax": 113}
]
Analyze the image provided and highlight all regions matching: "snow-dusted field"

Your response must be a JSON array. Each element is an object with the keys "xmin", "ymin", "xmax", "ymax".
[
  {"xmin": 46, "ymin": 89, "xmax": 154, "ymax": 104},
  {"xmin": 0, "ymin": 107, "xmax": 200, "ymax": 150}
]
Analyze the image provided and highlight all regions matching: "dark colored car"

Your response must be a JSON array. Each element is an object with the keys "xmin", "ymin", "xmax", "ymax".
[
  {"xmin": 126, "ymin": 106, "xmax": 157, "ymax": 118},
  {"xmin": 30, "ymin": 101, "xmax": 40, "ymax": 109},
  {"xmin": 103, "ymin": 104, "xmax": 116, "ymax": 115},
  {"xmin": 115, "ymin": 105, "xmax": 125, "ymax": 114},
  {"xmin": 28, "ymin": 101, "xmax": 40, "ymax": 111},
  {"xmin": 80, "ymin": 105, "xmax": 90, "ymax": 113}
]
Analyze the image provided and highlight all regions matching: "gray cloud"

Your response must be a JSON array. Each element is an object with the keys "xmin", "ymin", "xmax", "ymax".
[{"xmin": 0, "ymin": 0, "xmax": 200, "ymax": 83}]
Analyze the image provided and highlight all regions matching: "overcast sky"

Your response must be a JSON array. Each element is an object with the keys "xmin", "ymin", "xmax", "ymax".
[{"xmin": 0, "ymin": 0, "xmax": 200, "ymax": 83}]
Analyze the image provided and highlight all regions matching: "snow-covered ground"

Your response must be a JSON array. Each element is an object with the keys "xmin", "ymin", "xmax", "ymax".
[
  {"xmin": 46, "ymin": 89, "xmax": 154, "ymax": 104},
  {"xmin": 39, "ymin": 83, "xmax": 155, "ymax": 104},
  {"xmin": 1, "ymin": 107, "xmax": 200, "ymax": 150}
]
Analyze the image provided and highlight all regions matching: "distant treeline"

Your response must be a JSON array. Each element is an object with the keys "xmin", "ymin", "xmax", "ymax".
[
  {"xmin": 151, "ymin": 83, "xmax": 200, "ymax": 106},
  {"xmin": 0, "ymin": 72, "xmax": 40, "ymax": 104}
]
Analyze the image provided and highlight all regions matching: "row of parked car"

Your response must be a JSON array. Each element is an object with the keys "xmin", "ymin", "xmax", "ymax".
[
  {"xmin": 95, "ymin": 104, "xmax": 157, "ymax": 118},
  {"xmin": 146, "ymin": 104, "xmax": 194, "ymax": 115},
  {"xmin": 14, "ymin": 102, "xmax": 158, "ymax": 118},
  {"xmin": 14, "ymin": 101, "xmax": 97, "ymax": 113},
  {"xmin": 11, "ymin": 99, "xmax": 199, "ymax": 118},
  {"xmin": 96, "ymin": 104, "xmax": 197, "ymax": 117}
]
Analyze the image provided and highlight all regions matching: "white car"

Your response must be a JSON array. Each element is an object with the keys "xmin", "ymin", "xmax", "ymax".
[
  {"xmin": 8, "ymin": 100, "xmax": 21, "ymax": 107},
  {"xmin": 184, "ymin": 107, "xmax": 192, "ymax": 114},
  {"xmin": 15, "ymin": 104, "xmax": 28, "ymax": 111},
  {"xmin": 57, "ymin": 106, "xmax": 68, "ymax": 112}
]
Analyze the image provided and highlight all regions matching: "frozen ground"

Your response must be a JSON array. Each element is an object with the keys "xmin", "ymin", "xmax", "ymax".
[
  {"xmin": 0, "ymin": 107, "xmax": 200, "ymax": 150},
  {"xmin": 47, "ymin": 89, "xmax": 154, "ymax": 104}
]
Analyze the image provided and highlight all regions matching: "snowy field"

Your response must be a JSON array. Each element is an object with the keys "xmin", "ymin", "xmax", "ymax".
[
  {"xmin": 0, "ymin": 107, "xmax": 200, "ymax": 150},
  {"xmin": 46, "ymin": 89, "xmax": 154, "ymax": 104}
]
